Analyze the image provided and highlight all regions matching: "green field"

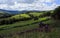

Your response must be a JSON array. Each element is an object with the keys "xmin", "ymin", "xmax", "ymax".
[{"xmin": 0, "ymin": 11, "xmax": 60, "ymax": 38}]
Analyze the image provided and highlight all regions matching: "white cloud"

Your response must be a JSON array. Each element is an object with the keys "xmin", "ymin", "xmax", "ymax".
[
  {"xmin": 34, "ymin": 0, "xmax": 54, "ymax": 3},
  {"xmin": 0, "ymin": 0, "xmax": 59, "ymax": 11},
  {"xmin": 45, "ymin": 0, "xmax": 54, "ymax": 2}
]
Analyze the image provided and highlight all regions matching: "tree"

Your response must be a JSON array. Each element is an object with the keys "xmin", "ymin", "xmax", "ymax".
[{"xmin": 51, "ymin": 6, "xmax": 60, "ymax": 19}]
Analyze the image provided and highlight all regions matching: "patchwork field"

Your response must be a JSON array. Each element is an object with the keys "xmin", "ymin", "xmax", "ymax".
[{"xmin": 0, "ymin": 11, "xmax": 60, "ymax": 38}]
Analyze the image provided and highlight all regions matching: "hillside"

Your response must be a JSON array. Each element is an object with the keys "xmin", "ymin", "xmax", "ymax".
[{"xmin": 0, "ymin": 10, "xmax": 60, "ymax": 38}]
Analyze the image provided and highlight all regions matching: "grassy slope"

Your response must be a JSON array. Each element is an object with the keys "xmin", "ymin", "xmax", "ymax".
[
  {"xmin": 10, "ymin": 19, "xmax": 60, "ymax": 38},
  {"xmin": 0, "ymin": 17, "xmax": 49, "ymax": 34},
  {"xmin": 0, "ymin": 12, "xmax": 60, "ymax": 38},
  {"xmin": 0, "ymin": 18, "xmax": 60, "ymax": 38}
]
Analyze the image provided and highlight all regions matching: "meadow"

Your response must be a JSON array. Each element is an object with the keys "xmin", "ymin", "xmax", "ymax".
[{"xmin": 0, "ymin": 10, "xmax": 60, "ymax": 38}]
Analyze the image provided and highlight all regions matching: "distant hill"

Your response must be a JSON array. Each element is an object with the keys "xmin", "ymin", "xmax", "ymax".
[
  {"xmin": 0, "ymin": 9, "xmax": 14, "ymax": 18},
  {"xmin": 0, "ymin": 9, "xmax": 44, "ymax": 14},
  {"xmin": 0, "ymin": 9, "xmax": 27, "ymax": 14},
  {"xmin": 0, "ymin": 9, "xmax": 52, "ymax": 14}
]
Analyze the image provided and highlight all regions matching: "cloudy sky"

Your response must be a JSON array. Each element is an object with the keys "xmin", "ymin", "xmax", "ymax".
[{"xmin": 0, "ymin": 0, "xmax": 60, "ymax": 11}]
